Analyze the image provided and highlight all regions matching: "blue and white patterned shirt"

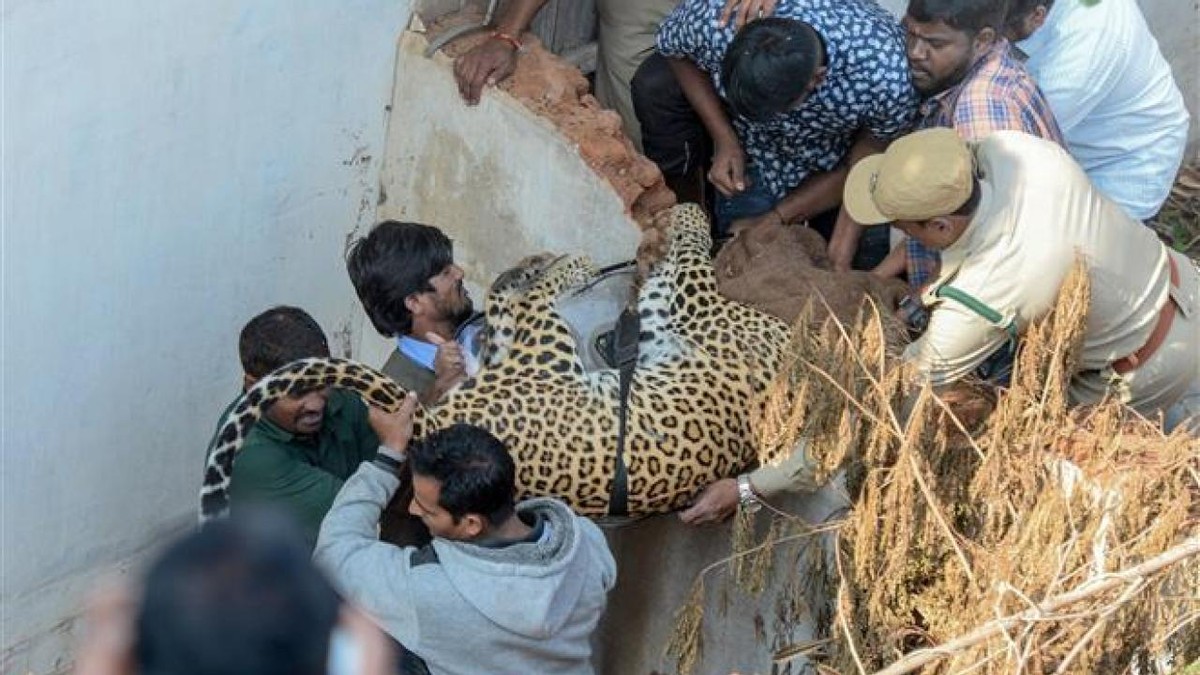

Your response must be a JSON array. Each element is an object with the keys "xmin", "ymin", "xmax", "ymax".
[{"xmin": 657, "ymin": 0, "xmax": 918, "ymax": 200}]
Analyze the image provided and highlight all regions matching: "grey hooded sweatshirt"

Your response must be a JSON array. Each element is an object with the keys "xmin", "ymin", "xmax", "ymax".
[{"xmin": 314, "ymin": 462, "xmax": 617, "ymax": 675}]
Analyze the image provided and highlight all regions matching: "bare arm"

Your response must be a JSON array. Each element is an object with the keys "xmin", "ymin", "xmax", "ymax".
[
  {"xmin": 872, "ymin": 242, "xmax": 907, "ymax": 280},
  {"xmin": 666, "ymin": 57, "xmax": 747, "ymax": 197},
  {"xmin": 729, "ymin": 165, "xmax": 850, "ymax": 240},
  {"xmin": 773, "ymin": 164, "xmax": 849, "ymax": 224},
  {"xmin": 718, "ymin": 0, "xmax": 778, "ymax": 30},
  {"xmin": 453, "ymin": 0, "xmax": 548, "ymax": 105},
  {"xmin": 827, "ymin": 132, "xmax": 889, "ymax": 271}
]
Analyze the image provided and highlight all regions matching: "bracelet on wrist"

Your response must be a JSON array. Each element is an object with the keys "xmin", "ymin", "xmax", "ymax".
[{"xmin": 489, "ymin": 30, "xmax": 523, "ymax": 52}]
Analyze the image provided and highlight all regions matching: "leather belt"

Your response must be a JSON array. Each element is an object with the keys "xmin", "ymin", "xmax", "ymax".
[{"xmin": 1112, "ymin": 254, "xmax": 1181, "ymax": 375}]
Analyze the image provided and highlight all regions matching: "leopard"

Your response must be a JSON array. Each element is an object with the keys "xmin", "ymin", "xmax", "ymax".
[{"xmin": 199, "ymin": 204, "xmax": 792, "ymax": 522}]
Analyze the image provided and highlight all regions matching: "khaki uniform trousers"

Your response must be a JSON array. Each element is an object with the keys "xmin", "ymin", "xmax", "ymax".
[
  {"xmin": 593, "ymin": 0, "xmax": 680, "ymax": 150},
  {"xmin": 1071, "ymin": 249, "xmax": 1200, "ymax": 434}
]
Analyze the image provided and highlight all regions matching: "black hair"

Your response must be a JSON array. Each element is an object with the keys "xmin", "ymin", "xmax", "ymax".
[
  {"xmin": 346, "ymin": 220, "xmax": 454, "ymax": 338},
  {"xmin": 952, "ymin": 177, "xmax": 982, "ymax": 217},
  {"xmin": 1005, "ymin": 0, "xmax": 1053, "ymax": 20},
  {"xmin": 721, "ymin": 18, "xmax": 824, "ymax": 122},
  {"xmin": 409, "ymin": 423, "xmax": 516, "ymax": 525},
  {"xmin": 135, "ymin": 512, "xmax": 341, "ymax": 675},
  {"xmin": 1004, "ymin": 0, "xmax": 1053, "ymax": 29},
  {"xmin": 908, "ymin": 0, "xmax": 1009, "ymax": 34},
  {"xmin": 238, "ymin": 306, "xmax": 330, "ymax": 379}
]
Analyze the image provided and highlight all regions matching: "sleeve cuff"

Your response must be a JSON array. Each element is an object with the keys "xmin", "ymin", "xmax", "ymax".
[
  {"xmin": 373, "ymin": 445, "xmax": 407, "ymax": 477},
  {"xmin": 748, "ymin": 439, "xmax": 820, "ymax": 497}
]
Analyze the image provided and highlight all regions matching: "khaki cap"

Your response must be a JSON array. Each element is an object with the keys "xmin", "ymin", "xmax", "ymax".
[{"xmin": 843, "ymin": 128, "xmax": 974, "ymax": 225}]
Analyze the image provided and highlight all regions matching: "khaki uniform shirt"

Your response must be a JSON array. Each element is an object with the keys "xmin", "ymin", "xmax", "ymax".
[{"xmin": 905, "ymin": 131, "xmax": 1198, "ymax": 414}]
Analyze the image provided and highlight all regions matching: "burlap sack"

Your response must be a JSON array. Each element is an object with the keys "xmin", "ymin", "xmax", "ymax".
[{"xmin": 713, "ymin": 219, "xmax": 908, "ymax": 328}]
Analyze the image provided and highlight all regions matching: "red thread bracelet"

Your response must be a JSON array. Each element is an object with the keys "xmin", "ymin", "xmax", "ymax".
[{"xmin": 489, "ymin": 30, "xmax": 523, "ymax": 52}]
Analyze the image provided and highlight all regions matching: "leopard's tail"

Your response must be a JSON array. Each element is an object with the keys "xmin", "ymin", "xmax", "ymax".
[{"xmin": 198, "ymin": 357, "xmax": 411, "ymax": 524}]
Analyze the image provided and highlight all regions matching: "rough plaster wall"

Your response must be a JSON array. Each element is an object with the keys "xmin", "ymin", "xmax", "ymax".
[
  {"xmin": 377, "ymin": 29, "xmax": 642, "ymax": 298},
  {"xmin": 1, "ymin": 2, "xmax": 410, "ymax": 672}
]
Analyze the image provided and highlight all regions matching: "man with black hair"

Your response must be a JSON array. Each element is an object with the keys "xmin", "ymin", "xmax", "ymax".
[
  {"xmin": 451, "ymin": 0, "xmax": 772, "ymax": 151},
  {"xmin": 315, "ymin": 398, "xmax": 617, "ymax": 675},
  {"xmin": 833, "ymin": 0, "xmax": 1062, "ymax": 291},
  {"xmin": 205, "ymin": 306, "xmax": 384, "ymax": 545},
  {"xmin": 632, "ymin": 0, "xmax": 915, "ymax": 260},
  {"xmin": 347, "ymin": 220, "xmax": 482, "ymax": 404}
]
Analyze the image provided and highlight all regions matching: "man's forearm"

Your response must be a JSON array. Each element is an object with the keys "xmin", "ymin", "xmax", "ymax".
[
  {"xmin": 825, "ymin": 131, "xmax": 889, "ymax": 268},
  {"xmin": 317, "ymin": 461, "xmax": 400, "ymax": 547},
  {"xmin": 873, "ymin": 242, "xmax": 907, "ymax": 279},
  {"xmin": 494, "ymin": 0, "xmax": 549, "ymax": 35},
  {"xmin": 775, "ymin": 165, "xmax": 849, "ymax": 222},
  {"xmin": 788, "ymin": 129, "xmax": 885, "ymax": 211},
  {"xmin": 666, "ymin": 57, "xmax": 739, "ymax": 147},
  {"xmin": 775, "ymin": 128, "xmax": 885, "ymax": 223}
]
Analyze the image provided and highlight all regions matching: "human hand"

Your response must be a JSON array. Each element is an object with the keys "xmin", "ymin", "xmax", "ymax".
[
  {"xmin": 367, "ymin": 392, "xmax": 418, "ymax": 455},
  {"xmin": 827, "ymin": 210, "xmax": 863, "ymax": 273},
  {"xmin": 678, "ymin": 477, "xmax": 739, "ymax": 525},
  {"xmin": 428, "ymin": 332, "xmax": 467, "ymax": 393},
  {"xmin": 453, "ymin": 38, "xmax": 519, "ymax": 105},
  {"xmin": 332, "ymin": 606, "xmax": 397, "ymax": 675},
  {"xmin": 709, "ymin": 141, "xmax": 747, "ymax": 197},
  {"xmin": 718, "ymin": 0, "xmax": 778, "ymax": 30},
  {"xmin": 74, "ymin": 582, "xmax": 136, "ymax": 675}
]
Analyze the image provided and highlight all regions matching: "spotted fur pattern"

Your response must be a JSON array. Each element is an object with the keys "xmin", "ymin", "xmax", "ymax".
[{"xmin": 199, "ymin": 204, "xmax": 791, "ymax": 522}]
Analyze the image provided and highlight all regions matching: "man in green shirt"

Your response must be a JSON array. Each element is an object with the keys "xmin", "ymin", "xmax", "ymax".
[{"xmin": 209, "ymin": 306, "xmax": 424, "ymax": 546}]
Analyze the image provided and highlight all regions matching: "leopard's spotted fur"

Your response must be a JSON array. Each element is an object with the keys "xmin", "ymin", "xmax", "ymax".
[{"xmin": 199, "ymin": 204, "xmax": 791, "ymax": 521}]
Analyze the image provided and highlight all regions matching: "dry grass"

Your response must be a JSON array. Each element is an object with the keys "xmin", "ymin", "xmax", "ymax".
[
  {"xmin": 1151, "ymin": 163, "xmax": 1200, "ymax": 261},
  {"xmin": 668, "ymin": 262, "xmax": 1200, "ymax": 674}
]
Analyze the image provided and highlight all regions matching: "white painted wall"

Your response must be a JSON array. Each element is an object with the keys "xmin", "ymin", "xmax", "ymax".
[
  {"xmin": 1, "ymin": 1, "xmax": 411, "ymax": 672},
  {"xmin": 1, "ymin": 0, "xmax": 1196, "ymax": 672}
]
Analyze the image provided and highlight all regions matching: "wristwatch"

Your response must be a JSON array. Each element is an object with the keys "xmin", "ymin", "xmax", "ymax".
[
  {"xmin": 373, "ymin": 445, "xmax": 408, "ymax": 477},
  {"xmin": 736, "ymin": 474, "xmax": 762, "ymax": 514}
]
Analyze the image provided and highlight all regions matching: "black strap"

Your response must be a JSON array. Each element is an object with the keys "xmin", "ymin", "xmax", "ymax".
[{"xmin": 608, "ymin": 307, "xmax": 640, "ymax": 516}]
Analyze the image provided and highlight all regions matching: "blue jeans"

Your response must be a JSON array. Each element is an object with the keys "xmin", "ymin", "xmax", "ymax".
[{"xmin": 713, "ymin": 167, "xmax": 778, "ymax": 236}]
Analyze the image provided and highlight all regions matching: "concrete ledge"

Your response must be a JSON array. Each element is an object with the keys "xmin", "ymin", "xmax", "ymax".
[
  {"xmin": 378, "ymin": 29, "xmax": 644, "ymax": 294},
  {"xmin": 595, "ymin": 484, "xmax": 850, "ymax": 675}
]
